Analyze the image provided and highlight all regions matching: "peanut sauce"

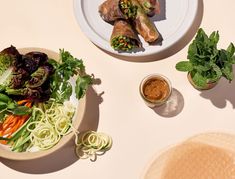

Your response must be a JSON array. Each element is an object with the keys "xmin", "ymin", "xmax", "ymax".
[{"xmin": 143, "ymin": 77, "xmax": 170, "ymax": 102}]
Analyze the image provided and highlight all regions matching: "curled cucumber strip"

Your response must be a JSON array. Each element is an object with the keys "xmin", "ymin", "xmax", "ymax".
[
  {"xmin": 75, "ymin": 131, "xmax": 113, "ymax": 161},
  {"xmin": 26, "ymin": 100, "xmax": 75, "ymax": 151}
]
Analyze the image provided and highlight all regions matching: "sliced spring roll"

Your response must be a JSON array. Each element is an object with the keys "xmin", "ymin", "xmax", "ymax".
[
  {"xmin": 99, "ymin": 0, "xmax": 137, "ymax": 22},
  {"xmin": 111, "ymin": 20, "xmax": 141, "ymax": 51},
  {"xmin": 137, "ymin": 0, "xmax": 160, "ymax": 16},
  {"xmin": 132, "ymin": 0, "xmax": 159, "ymax": 43}
]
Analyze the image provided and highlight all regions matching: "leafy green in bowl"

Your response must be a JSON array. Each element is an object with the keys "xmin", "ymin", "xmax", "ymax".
[{"xmin": 176, "ymin": 28, "xmax": 235, "ymax": 89}]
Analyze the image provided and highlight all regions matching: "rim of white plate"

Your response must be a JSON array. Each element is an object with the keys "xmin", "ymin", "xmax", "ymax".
[{"xmin": 73, "ymin": 0, "xmax": 199, "ymax": 57}]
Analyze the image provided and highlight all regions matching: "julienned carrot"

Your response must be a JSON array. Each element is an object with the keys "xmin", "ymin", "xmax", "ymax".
[
  {"xmin": 0, "ymin": 101, "xmax": 32, "ymax": 144},
  {"xmin": 2, "ymin": 115, "xmax": 15, "ymax": 130},
  {"xmin": 8, "ymin": 118, "xmax": 24, "ymax": 134},
  {"xmin": 17, "ymin": 99, "xmax": 30, "ymax": 105},
  {"xmin": 0, "ymin": 139, "xmax": 8, "ymax": 144},
  {"xmin": 25, "ymin": 102, "xmax": 32, "ymax": 108},
  {"xmin": 3, "ymin": 115, "xmax": 14, "ymax": 124},
  {"xmin": 0, "ymin": 115, "xmax": 30, "ymax": 143}
]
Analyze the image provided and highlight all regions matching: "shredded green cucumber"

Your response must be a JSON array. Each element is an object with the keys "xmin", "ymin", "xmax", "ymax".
[
  {"xmin": 45, "ymin": 100, "xmax": 75, "ymax": 135},
  {"xmin": 26, "ymin": 100, "xmax": 75, "ymax": 151},
  {"xmin": 75, "ymin": 131, "xmax": 112, "ymax": 161}
]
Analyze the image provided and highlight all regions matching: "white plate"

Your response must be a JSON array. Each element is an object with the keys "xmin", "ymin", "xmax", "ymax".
[
  {"xmin": 0, "ymin": 48, "xmax": 86, "ymax": 160},
  {"xmin": 73, "ymin": 0, "xmax": 198, "ymax": 57}
]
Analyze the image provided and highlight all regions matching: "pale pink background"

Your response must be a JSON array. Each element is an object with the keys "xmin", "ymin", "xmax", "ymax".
[{"xmin": 0, "ymin": 0, "xmax": 235, "ymax": 179}]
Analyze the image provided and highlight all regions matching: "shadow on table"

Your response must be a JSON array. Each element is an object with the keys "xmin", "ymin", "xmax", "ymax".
[
  {"xmin": 100, "ymin": 0, "xmax": 204, "ymax": 62},
  {"xmin": 200, "ymin": 75, "xmax": 235, "ymax": 109},
  {"xmin": 153, "ymin": 88, "xmax": 184, "ymax": 118},
  {"xmin": 0, "ymin": 85, "xmax": 103, "ymax": 174}
]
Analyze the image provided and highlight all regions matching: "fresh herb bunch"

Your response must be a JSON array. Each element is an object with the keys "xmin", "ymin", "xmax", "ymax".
[
  {"xmin": 49, "ymin": 49, "xmax": 93, "ymax": 103},
  {"xmin": 176, "ymin": 28, "xmax": 235, "ymax": 88}
]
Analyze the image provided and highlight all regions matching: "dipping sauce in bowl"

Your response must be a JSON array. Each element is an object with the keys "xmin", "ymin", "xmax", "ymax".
[{"xmin": 140, "ymin": 74, "xmax": 172, "ymax": 108}]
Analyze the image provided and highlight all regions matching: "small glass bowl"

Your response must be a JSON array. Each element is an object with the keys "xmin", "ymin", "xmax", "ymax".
[{"xmin": 139, "ymin": 74, "xmax": 172, "ymax": 108}]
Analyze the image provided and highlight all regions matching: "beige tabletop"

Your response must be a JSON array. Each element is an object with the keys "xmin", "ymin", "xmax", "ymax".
[{"xmin": 0, "ymin": 0, "xmax": 235, "ymax": 178}]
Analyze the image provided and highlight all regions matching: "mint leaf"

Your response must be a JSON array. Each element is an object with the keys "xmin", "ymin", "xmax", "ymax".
[
  {"xmin": 187, "ymin": 43, "xmax": 197, "ymax": 60},
  {"xmin": 222, "ymin": 65, "xmax": 233, "ymax": 81},
  {"xmin": 176, "ymin": 61, "xmax": 193, "ymax": 72},
  {"xmin": 209, "ymin": 30, "xmax": 219, "ymax": 46},
  {"xmin": 194, "ymin": 64, "xmax": 210, "ymax": 72},
  {"xmin": 227, "ymin": 43, "xmax": 235, "ymax": 58},
  {"xmin": 211, "ymin": 63, "xmax": 222, "ymax": 80},
  {"xmin": 192, "ymin": 72, "xmax": 207, "ymax": 87}
]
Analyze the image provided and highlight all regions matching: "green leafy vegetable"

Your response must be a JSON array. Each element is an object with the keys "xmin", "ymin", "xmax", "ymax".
[
  {"xmin": 0, "ymin": 137, "xmax": 9, "ymax": 141},
  {"xmin": 75, "ymin": 75, "xmax": 92, "ymax": 99},
  {"xmin": 176, "ymin": 28, "xmax": 235, "ymax": 88},
  {"xmin": 0, "ymin": 93, "xmax": 11, "ymax": 103},
  {"xmin": 192, "ymin": 72, "xmax": 207, "ymax": 88},
  {"xmin": 175, "ymin": 61, "xmax": 193, "ymax": 72},
  {"xmin": 0, "ymin": 63, "xmax": 14, "ymax": 92},
  {"xmin": 0, "ymin": 46, "xmax": 25, "ymax": 92},
  {"xmin": 0, "ymin": 47, "xmax": 53, "ymax": 101},
  {"xmin": 11, "ymin": 106, "xmax": 32, "ymax": 115},
  {"xmin": 49, "ymin": 49, "xmax": 92, "ymax": 102},
  {"xmin": 0, "ymin": 54, "xmax": 14, "ymax": 76},
  {"xmin": 0, "ymin": 93, "xmax": 31, "ymax": 119}
]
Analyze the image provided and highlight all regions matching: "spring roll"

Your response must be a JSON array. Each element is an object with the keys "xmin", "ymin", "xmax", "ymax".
[
  {"xmin": 137, "ymin": 0, "xmax": 160, "ymax": 16},
  {"xmin": 110, "ymin": 20, "xmax": 141, "ymax": 51},
  {"xmin": 132, "ymin": 0, "xmax": 159, "ymax": 43},
  {"xmin": 99, "ymin": 0, "xmax": 137, "ymax": 22}
]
